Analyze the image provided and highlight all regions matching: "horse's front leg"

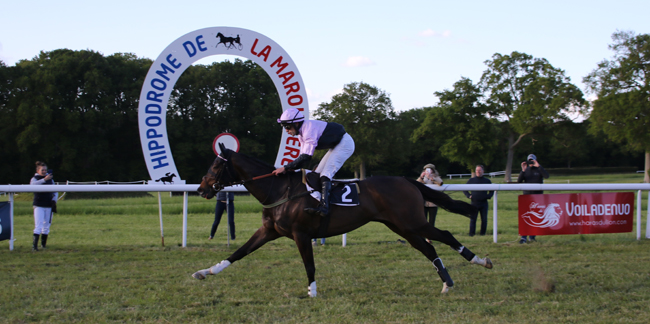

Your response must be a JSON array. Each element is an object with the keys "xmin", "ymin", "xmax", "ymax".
[
  {"xmin": 293, "ymin": 231, "xmax": 317, "ymax": 297},
  {"xmin": 192, "ymin": 226, "xmax": 280, "ymax": 280}
]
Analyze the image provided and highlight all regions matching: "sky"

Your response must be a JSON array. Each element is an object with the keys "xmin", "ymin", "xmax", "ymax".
[{"xmin": 1, "ymin": 0, "xmax": 649, "ymax": 114}]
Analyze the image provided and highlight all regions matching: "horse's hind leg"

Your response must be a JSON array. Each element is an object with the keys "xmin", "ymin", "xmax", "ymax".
[
  {"xmin": 384, "ymin": 224, "xmax": 454, "ymax": 293},
  {"xmin": 419, "ymin": 224, "xmax": 493, "ymax": 269}
]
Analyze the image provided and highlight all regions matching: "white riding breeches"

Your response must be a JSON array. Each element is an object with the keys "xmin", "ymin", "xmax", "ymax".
[
  {"xmin": 315, "ymin": 133, "xmax": 355, "ymax": 180},
  {"xmin": 33, "ymin": 207, "xmax": 53, "ymax": 235}
]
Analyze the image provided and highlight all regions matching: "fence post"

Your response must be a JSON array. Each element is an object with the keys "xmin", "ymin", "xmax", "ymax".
[
  {"xmin": 158, "ymin": 192, "xmax": 164, "ymax": 247},
  {"xmin": 637, "ymin": 190, "xmax": 642, "ymax": 240},
  {"xmin": 182, "ymin": 191, "xmax": 188, "ymax": 247},
  {"xmin": 646, "ymin": 191, "xmax": 649, "ymax": 239},
  {"xmin": 492, "ymin": 191, "xmax": 498, "ymax": 243},
  {"xmin": 9, "ymin": 193, "xmax": 14, "ymax": 251}
]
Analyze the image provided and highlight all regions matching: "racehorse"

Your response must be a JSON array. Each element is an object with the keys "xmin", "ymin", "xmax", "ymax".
[
  {"xmin": 215, "ymin": 32, "xmax": 242, "ymax": 49},
  {"xmin": 193, "ymin": 144, "xmax": 493, "ymax": 297},
  {"xmin": 155, "ymin": 172, "xmax": 176, "ymax": 184}
]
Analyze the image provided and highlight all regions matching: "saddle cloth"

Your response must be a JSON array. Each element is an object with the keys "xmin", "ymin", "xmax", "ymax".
[{"xmin": 302, "ymin": 170, "xmax": 360, "ymax": 206}]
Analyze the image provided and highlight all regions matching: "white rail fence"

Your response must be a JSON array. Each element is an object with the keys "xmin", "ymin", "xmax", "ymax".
[
  {"xmin": 446, "ymin": 171, "xmax": 506, "ymax": 179},
  {"xmin": 1, "ymin": 183, "xmax": 649, "ymax": 251}
]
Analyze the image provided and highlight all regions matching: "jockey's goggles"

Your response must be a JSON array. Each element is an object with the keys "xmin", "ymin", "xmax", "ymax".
[{"xmin": 281, "ymin": 123, "xmax": 293, "ymax": 130}]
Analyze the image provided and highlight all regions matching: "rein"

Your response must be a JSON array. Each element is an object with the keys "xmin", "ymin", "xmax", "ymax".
[{"xmin": 209, "ymin": 153, "xmax": 312, "ymax": 209}]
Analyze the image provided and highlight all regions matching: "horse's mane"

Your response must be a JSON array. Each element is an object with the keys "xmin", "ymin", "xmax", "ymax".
[{"xmin": 230, "ymin": 150, "xmax": 276, "ymax": 172}]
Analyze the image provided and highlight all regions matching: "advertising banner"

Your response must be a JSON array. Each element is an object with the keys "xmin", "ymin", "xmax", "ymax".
[
  {"xmin": 0, "ymin": 202, "xmax": 10, "ymax": 241},
  {"xmin": 518, "ymin": 192, "xmax": 634, "ymax": 236}
]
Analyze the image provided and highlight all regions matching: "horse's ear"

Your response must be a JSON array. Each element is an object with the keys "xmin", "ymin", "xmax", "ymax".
[{"xmin": 219, "ymin": 143, "xmax": 233, "ymax": 159}]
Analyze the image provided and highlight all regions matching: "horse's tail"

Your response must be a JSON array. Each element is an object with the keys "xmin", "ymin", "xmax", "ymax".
[{"xmin": 405, "ymin": 178, "xmax": 477, "ymax": 218}]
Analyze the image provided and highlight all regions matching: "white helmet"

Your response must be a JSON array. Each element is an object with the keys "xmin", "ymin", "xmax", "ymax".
[{"xmin": 277, "ymin": 108, "xmax": 305, "ymax": 124}]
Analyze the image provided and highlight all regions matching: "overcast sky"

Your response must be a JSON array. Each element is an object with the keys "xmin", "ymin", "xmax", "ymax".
[{"xmin": 1, "ymin": 0, "xmax": 648, "ymax": 113}]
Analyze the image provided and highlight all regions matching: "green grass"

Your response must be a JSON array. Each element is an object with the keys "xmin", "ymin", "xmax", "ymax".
[{"xmin": 1, "ymin": 174, "xmax": 649, "ymax": 323}]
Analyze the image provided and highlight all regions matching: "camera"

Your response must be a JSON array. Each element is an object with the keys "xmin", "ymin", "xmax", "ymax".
[
  {"xmin": 47, "ymin": 169, "xmax": 53, "ymax": 175},
  {"xmin": 526, "ymin": 160, "xmax": 535, "ymax": 166}
]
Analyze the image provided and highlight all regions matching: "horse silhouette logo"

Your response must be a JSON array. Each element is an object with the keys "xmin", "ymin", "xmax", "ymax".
[
  {"xmin": 216, "ymin": 32, "xmax": 243, "ymax": 50},
  {"xmin": 155, "ymin": 172, "xmax": 176, "ymax": 184},
  {"xmin": 521, "ymin": 202, "xmax": 562, "ymax": 228}
]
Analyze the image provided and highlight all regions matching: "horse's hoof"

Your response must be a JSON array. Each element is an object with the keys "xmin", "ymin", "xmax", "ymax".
[
  {"xmin": 441, "ymin": 281, "xmax": 452, "ymax": 294},
  {"xmin": 484, "ymin": 258, "xmax": 493, "ymax": 269},
  {"xmin": 192, "ymin": 271, "xmax": 206, "ymax": 280},
  {"xmin": 308, "ymin": 281, "xmax": 317, "ymax": 298}
]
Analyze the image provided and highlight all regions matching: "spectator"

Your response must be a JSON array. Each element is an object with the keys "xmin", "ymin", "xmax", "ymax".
[
  {"xmin": 30, "ymin": 161, "xmax": 58, "ymax": 251},
  {"xmin": 517, "ymin": 154, "xmax": 550, "ymax": 244},
  {"xmin": 417, "ymin": 163, "xmax": 444, "ymax": 229},
  {"xmin": 209, "ymin": 191, "xmax": 235, "ymax": 241},
  {"xmin": 312, "ymin": 238, "xmax": 325, "ymax": 246},
  {"xmin": 463, "ymin": 165, "xmax": 494, "ymax": 236}
]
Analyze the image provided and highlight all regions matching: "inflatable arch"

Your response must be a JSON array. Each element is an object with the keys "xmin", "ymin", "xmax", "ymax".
[{"xmin": 138, "ymin": 27, "xmax": 308, "ymax": 184}]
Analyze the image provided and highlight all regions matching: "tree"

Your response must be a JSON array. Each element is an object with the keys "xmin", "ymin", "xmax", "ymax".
[
  {"xmin": 584, "ymin": 31, "xmax": 650, "ymax": 183},
  {"xmin": 480, "ymin": 52, "xmax": 586, "ymax": 181},
  {"xmin": 545, "ymin": 120, "xmax": 589, "ymax": 168},
  {"xmin": 314, "ymin": 82, "xmax": 395, "ymax": 179},
  {"xmin": 413, "ymin": 77, "xmax": 498, "ymax": 174},
  {"xmin": 390, "ymin": 108, "xmax": 436, "ymax": 177},
  {"xmin": 1, "ymin": 50, "xmax": 151, "ymax": 183}
]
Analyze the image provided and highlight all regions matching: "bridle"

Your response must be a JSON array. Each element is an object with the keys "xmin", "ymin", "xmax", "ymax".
[
  {"xmin": 206, "ymin": 153, "xmax": 307, "ymax": 208},
  {"xmin": 207, "ymin": 154, "xmax": 275, "ymax": 192}
]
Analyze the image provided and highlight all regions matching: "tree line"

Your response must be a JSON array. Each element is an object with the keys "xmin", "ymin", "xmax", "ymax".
[{"xmin": 0, "ymin": 31, "xmax": 647, "ymax": 184}]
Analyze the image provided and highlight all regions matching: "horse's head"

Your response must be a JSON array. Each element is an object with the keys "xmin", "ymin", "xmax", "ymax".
[{"xmin": 197, "ymin": 144, "xmax": 238, "ymax": 199}]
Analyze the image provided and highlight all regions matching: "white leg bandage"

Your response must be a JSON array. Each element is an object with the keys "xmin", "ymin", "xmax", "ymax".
[
  {"xmin": 192, "ymin": 260, "xmax": 231, "ymax": 280},
  {"xmin": 209, "ymin": 260, "xmax": 231, "ymax": 275},
  {"xmin": 308, "ymin": 281, "xmax": 317, "ymax": 298},
  {"xmin": 470, "ymin": 255, "xmax": 485, "ymax": 266},
  {"xmin": 471, "ymin": 256, "xmax": 493, "ymax": 269}
]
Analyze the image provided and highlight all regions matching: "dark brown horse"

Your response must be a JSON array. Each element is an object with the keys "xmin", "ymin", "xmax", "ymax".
[{"xmin": 194, "ymin": 145, "xmax": 493, "ymax": 297}]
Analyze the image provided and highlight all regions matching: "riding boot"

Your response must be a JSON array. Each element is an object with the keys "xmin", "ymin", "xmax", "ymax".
[
  {"xmin": 32, "ymin": 234, "xmax": 40, "ymax": 251},
  {"xmin": 41, "ymin": 234, "xmax": 48, "ymax": 249},
  {"xmin": 432, "ymin": 258, "xmax": 454, "ymax": 287},
  {"xmin": 305, "ymin": 177, "xmax": 331, "ymax": 217}
]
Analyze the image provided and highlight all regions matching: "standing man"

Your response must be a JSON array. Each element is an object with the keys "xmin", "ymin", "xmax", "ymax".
[
  {"xmin": 517, "ymin": 154, "xmax": 550, "ymax": 243},
  {"xmin": 209, "ymin": 191, "xmax": 235, "ymax": 241},
  {"xmin": 30, "ymin": 161, "xmax": 58, "ymax": 251},
  {"xmin": 272, "ymin": 108, "xmax": 355, "ymax": 217},
  {"xmin": 463, "ymin": 165, "xmax": 494, "ymax": 236}
]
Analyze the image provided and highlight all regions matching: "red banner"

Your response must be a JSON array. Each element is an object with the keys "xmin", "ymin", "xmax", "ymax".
[{"xmin": 518, "ymin": 192, "xmax": 634, "ymax": 236}]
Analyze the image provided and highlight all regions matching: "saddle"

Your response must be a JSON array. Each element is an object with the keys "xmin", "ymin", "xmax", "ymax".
[{"xmin": 302, "ymin": 170, "xmax": 361, "ymax": 206}]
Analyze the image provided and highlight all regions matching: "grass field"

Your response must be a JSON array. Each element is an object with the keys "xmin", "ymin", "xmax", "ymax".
[{"xmin": 1, "ymin": 173, "xmax": 649, "ymax": 323}]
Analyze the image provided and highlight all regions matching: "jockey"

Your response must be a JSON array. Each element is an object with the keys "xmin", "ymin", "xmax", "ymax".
[{"xmin": 272, "ymin": 108, "xmax": 355, "ymax": 217}]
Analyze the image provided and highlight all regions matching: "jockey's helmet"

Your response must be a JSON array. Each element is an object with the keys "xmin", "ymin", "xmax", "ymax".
[{"xmin": 277, "ymin": 108, "xmax": 305, "ymax": 125}]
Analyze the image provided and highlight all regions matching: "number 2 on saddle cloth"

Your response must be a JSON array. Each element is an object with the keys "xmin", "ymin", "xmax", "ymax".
[{"xmin": 302, "ymin": 170, "xmax": 360, "ymax": 206}]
